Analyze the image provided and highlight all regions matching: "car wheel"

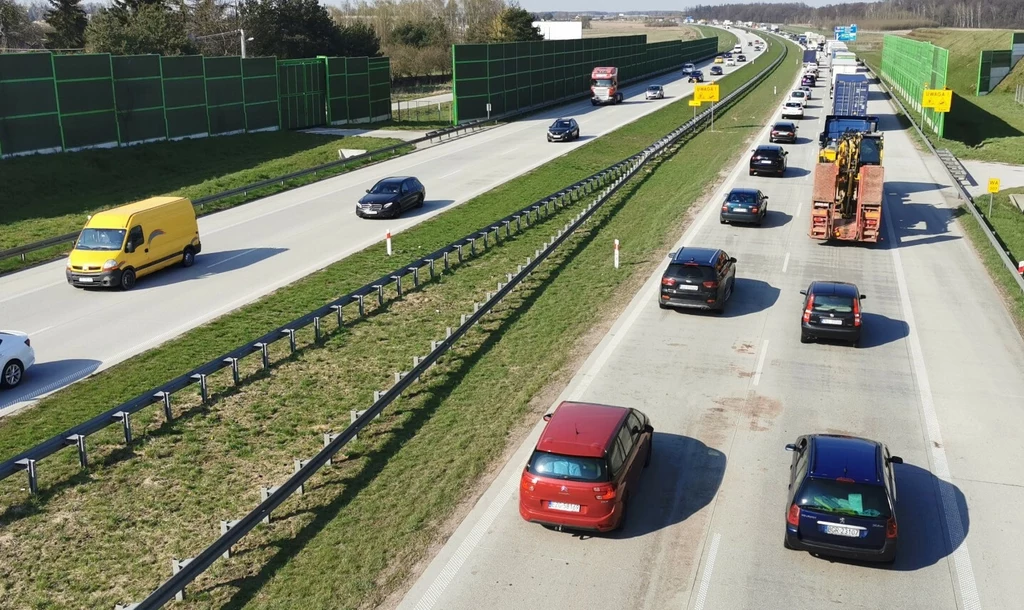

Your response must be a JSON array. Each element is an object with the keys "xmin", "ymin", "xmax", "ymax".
[
  {"xmin": 1, "ymin": 359, "xmax": 24, "ymax": 389},
  {"xmin": 415, "ymin": 194, "xmax": 425, "ymax": 209},
  {"xmin": 119, "ymin": 268, "xmax": 136, "ymax": 291},
  {"xmin": 800, "ymin": 333, "xmax": 813, "ymax": 344},
  {"xmin": 181, "ymin": 246, "xmax": 196, "ymax": 268}
]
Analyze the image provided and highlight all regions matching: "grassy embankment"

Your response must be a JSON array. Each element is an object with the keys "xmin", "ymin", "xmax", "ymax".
[
  {"xmin": 0, "ymin": 133, "xmax": 408, "ymax": 274},
  {"xmin": 0, "ymin": 37, "xmax": 799, "ymax": 610}
]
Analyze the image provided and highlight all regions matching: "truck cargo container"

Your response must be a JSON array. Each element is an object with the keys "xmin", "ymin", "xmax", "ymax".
[
  {"xmin": 802, "ymin": 49, "xmax": 817, "ymax": 65},
  {"xmin": 832, "ymin": 74, "xmax": 869, "ymax": 116}
]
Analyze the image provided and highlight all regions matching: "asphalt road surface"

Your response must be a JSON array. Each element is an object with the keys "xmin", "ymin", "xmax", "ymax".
[
  {"xmin": 397, "ymin": 64, "xmax": 1024, "ymax": 609},
  {"xmin": 0, "ymin": 29, "xmax": 761, "ymax": 415}
]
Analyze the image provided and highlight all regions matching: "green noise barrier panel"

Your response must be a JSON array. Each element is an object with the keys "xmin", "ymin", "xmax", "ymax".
[
  {"xmin": 1, "ymin": 52, "xmax": 390, "ymax": 158},
  {"xmin": 976, "ymin": 32, "xmax": 1024, "ymax": 95},
  {"xmin": 879, "ymin": 34, "xmax": 948, "ymax": 137},
  {"xmin": 451, "ymin": 35, "xmax": 718, "ymax": 123}
]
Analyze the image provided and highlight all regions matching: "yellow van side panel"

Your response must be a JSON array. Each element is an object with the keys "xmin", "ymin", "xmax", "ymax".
[{"xmin": 126, "ymin": 199, "xmax": 199, "ymax": 278}]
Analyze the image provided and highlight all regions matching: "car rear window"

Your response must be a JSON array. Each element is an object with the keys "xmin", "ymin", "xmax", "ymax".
[
  {"xmin": 528, "ymin": 451, "xmax": 609, "ymax": 482},
  {"xmin": 811, "ymin": 294, "xmax": 854, "ymax": 313},
  {"xmin": 667, "ymin": 263, "xmax": 714, "ymax": 279},
  {"xmin": 796, "ymin": 478, "xmax": 891, "ymax": 518},
  {"xmin": 785, "ymin": 102, "xmax": 802, "ymax": 108},
  {"xmin": 727, "ymin": 191, "xmax": 757, "ymax": 204}
]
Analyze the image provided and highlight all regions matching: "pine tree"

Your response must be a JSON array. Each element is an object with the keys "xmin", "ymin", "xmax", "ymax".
[{"xmin": 44, "ymin": 0, "xmax": 88, "ymax": 49}]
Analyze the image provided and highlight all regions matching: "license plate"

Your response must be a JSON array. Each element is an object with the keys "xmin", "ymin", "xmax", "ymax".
[
  {"xmin": 824, "ymin": 524, "xmax": 860, "ymax": 537},
  {"xmin": 548, "ymin": 501, "xmax": 581, "ymax": 512},
  {"xmin": 78, "ymin": 277, "xmax": 94, "ymax": 283},
  {"xmin": 732, "ymin": 207, "xmax": 747, "ymax": 212},
  {"xmin": 679, "ymin": 285, "xmax": 699, "ymax": 291},
  {"xmin": 363, "ymin": 209, "xmax": 377, "ymax": 215},
  {"xmin": 760, "ymin": 160, "xmax": 773, "ymax": 164},
  {"xmin": 820, "ymin": 318, "xmax": 843, "ymax": 325}
]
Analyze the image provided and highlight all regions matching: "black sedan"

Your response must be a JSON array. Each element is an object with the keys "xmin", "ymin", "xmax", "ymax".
[
  {"xmin": 748, "ymin": 144, "xmax": 788, "ymax": 177},
  {"xmin": 356, "ymin": 176, "xmax": 425, "ymax": 218},
  {"xmin": 737, "ymin": 54, "xmax": 747, "ymax": 62},
  {"xmin": 688, "ymin": 70, "xmax": 705, "ymax": 83},
  {"xmin": 769, "ymin": 121, "xmax": 798, "ymax": 144},
  {"xmin": 799, "ymin": 281, "xmax": 866, "ymax": 346},
  {"xmin": 720, "ymin": 188, "xmax": 768, "ymax": 226},
  {"xmin": 710, "ymin": 65, "xmax": 724, "ymax": 76},
  {"xmin": 547, "ymin": 117, "xmax": 580, "ymax": 142}
]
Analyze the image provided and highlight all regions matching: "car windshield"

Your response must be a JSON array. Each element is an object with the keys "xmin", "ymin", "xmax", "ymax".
[
  {"xmin": 553, "ymin": 120, "xmax": 572, "ymax": 128},
  {"xmin": 648, "ymin": 86, "xmax": 660, "ymax": 91},
  {"xmin": 593, "ymin": 78, "xmax": 613, "ymax": 87},
  {"xmin": 797, "ymin": 477, "xmax": 891, "ymax": 518},
  {"xmin": 812, "ymin": 294, "xmax": 854, "ymax": 313},
  {"xmin": 728, "ymin": 192, "xmax": 757, "ymax": 204},
  {"xmin": 667, "ymin": 263, "xmax": 714, "ymax": 279},
  {"xmin": 528, "ymin": 450, "xmax": 609, "ymax": 482},
  {"xmin": 370, "ymin": 181, "xmax": 401, "ymax": 194},
  {"xmin": 76, "ymin": 228, "xmax": 125, "ymax": 251}
]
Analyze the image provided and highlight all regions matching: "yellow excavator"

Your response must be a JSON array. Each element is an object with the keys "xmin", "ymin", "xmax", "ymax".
[{"xmin": 809, "ymin": 131, "xmax": 884, "ymax": 243}]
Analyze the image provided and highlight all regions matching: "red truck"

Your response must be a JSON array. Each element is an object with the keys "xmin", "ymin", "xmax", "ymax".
[{"xmin": 591, "ymin": 67, "xmax": 623, "ymax": 105}]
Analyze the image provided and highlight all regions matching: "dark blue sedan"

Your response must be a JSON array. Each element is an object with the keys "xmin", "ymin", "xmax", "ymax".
[
  {"xmin": 784, "ymin": 434, "xmax": 903, "ymax": 563},
  {"xmin": 720, "ymin": 187, "xmax": 767, "ymax": 226}
]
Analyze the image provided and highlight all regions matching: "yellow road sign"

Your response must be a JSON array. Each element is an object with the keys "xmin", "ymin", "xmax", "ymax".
[
  {"xmin": 989, "ymin": 178, "xmax": 1001, "ymax": 194},
  {"xmin": 694, "ymin": 84, "xmax": 720, "ymax": 103},
  {"xmin": 922, "ymin": 88, "xmax": 952, "ymax": 113},
  {"xmin": 689, "ymin": 100, "xmax": 702, "ymax": 107}
]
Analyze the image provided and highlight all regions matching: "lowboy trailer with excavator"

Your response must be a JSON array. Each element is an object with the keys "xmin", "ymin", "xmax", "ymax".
[{"xmin": 809, "ymin": 131, "xmax": 885, "ymax": 243}]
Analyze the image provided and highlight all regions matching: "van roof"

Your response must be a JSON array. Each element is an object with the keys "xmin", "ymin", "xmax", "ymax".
[
  {"xmin": 87, "ymin": 196, "xmax": 189, "ymax": 229},
  {"xmin": 536, "ymin": 401, "xmax": 629, "ymax": 458}
]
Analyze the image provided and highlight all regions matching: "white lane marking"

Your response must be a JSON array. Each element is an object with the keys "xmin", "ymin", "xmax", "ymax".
[
  {"xmin": 25, "ymin": 324, "xmax": 55, "ymax": 336},
  {"xmin": 752, "ymin": 340, "xmax": 769, "ymax": 386},
  {"xmin": 438, "ymin": 169, "xmax": 461, "ymax": 180},
  {"xmin": 692, "ymin": 532, "xmax": 722, "ymax": 610},
  {"xmin": 411, "ymin": 474, "xmax": 519, "ymax": 610},
  {"xmin": 794, "ymin": 201, "xmax": 802, "ymax": 218},
  {"xmin": 0, "ymin": 280, "xmax": 64, "ymax": 305},
  {"xmin": 205, "ymin": 248, "xmax": 257, "ymax": 269},
  {"xmin": 782, "ymin": 252, "xmax": 790, "ymax": 273},
  {"xmin": 883, "ymin": 196, "xmax": 981, "ymax": 610}
]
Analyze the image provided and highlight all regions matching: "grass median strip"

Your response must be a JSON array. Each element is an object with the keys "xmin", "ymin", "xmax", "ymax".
[
  {"xmin": 0, "ymin": 132, "xmax": 412, "ymax": 274},
  {"xmin": 0, "ymin": 38, "xmax": 798, "ymax": 609}
]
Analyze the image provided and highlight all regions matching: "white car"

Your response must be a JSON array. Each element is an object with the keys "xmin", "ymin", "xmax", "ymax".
[
  {"xmin": 645, "ymin": 85, "xmax": 665, "ymax": 100},
  {"xmin": 781, "ymin": 101, "xmax": 804, "ymax": 119},
  {"xmin": 0, "ymin": 330, "xmax": 35, "ymax": 389},
  {"xmin": 789, "ymin": 89, "xmax": 808, "ymax": 107},
  {"xmin": 799, "ymin": 85, "xmax": 813, "ymax": 100},
  {"xmin": 726, "ymin": 58, "xmax": 737, "ymax": 66}
]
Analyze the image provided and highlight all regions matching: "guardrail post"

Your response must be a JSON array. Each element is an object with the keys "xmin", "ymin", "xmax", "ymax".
[
  {"xmin": 16, "ymin": 458, "xmax": 38, "ymax": 495},
  {"xmin": 331, "ymin": 304, "xmax": 344, "ymax": 329},
  {"xmin": 410, "ymin": 266, "xmax": 419, "ymax": 287},
  {"xmin": 255, "ymin": 343, "xmax": 270, "ymax": 369},
  {"xmin": 392, "ymin": 275, "xmax": 403, "ymax": 298},
  {"xmin": 353, "ymin": 295, "xmax": 364, "ymax": 317},
  {"xmin": 191, "ymin": 373, "xmax": 208, "ymax": 403},
  {"xmin": 428, "ymin": 259, "xmax": 435, "ymax": 280},
  {"xmin": 171, "ymin": 558, "xmax": 194, "ymax": 601},
  {"xmin": 293, "ymin": 459, "xmax": 310, "ymax": 495},
  {"xmin": 515, "ymin": 215, "xmax": 522, "ymax": 231},
  {"xmin": 219, "ymin": 520, "xmax": 242, "ymax": 559},
  {"xmin": 282, "ymin": 329, "xmax": 296, "ymax": 353},
  {"xmin": 461, "ymin": 314, "xmax": 467, "ymax": 325},
  {"xmin": 373, "ymin": 390, "xmax": 382, "ymax": 402},
  {"xmin": 155, "ymin": 389, "xmax": 174, "ymax": 421},
  {"xmin": 112, "ymin": 411, "xmax": 132, "ymax": 444},
  {"xmin": 259, "ymin": 486, "xmax": 280, "ymax": 524},
  {"xmin": 323, "ymin": 432, "xmax": 341, "ymax": 465},
  {"xmin": 66, "ymin": 434, "xmax": 87, "ymax": 468},
  {"xmin": 313, "ymin": 316, "xmax": 322, "ymax": 342},
  {"xmin": 374, "ymin": 284, "xmax": 384, "ymax": 306},
  {"xmin": 394, "ymin": 371, "xmax": 402, "ymax": 384},
  {"xmin": 222, "ymin": 358, "xmax": 240, "ymax": 386},
  {"xmin": 469, "ymin": 238, "xmax": 476, "ymax": 256},
  {"xmin": 444, "ymin": 251, "xmax": 451, "ymax": 271},
  {"xmin": 457, "ymin": 244, "xmax": 463, "ymax": 263}
]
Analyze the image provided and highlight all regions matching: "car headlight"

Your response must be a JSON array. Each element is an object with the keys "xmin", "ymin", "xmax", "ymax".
[
  {"xmin": 383, "ymin": 201, "xmax": 393, "ymax": 208},
  {"xmin": 102, "ymin": 259, "xmax": 119, "ymax": 270},
  {"xmin": 66, "ymin": 256, "xmax": 73, "ymax": 269}
]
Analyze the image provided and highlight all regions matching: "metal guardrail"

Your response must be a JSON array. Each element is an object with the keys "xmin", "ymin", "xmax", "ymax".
[
  {"xmin": 0, "ymin": 49, "xmax": 721, "ymax": 268},
  {"xmin": 867, "ymin": 65, "xmax": 1024, "ymax": 293},
  {"xmin": 106, "ymin": 35, "xmax": 790, "ymax": 610}
]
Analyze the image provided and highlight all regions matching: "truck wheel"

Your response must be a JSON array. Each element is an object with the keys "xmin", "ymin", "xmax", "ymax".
[
  {"xmin": 119, "ymin": 268, "xmax": 137, "ymax": 291},
  {"xmin": 181, "ymin": 246, "xmax": 196, "ymax": 268}
]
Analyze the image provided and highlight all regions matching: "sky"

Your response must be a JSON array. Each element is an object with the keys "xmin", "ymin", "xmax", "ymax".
[{"xmin": 518, "ymin": 0, "xmax": 868, "ymax": 12}]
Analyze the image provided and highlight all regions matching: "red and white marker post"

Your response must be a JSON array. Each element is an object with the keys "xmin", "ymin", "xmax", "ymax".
[
  {"xmin": 1018, "ymin": 260, "xmax": 1024, "ymax": 275},
  {"xmin": 386, "ymin": 229, "xmax": 392, "ymax": 256},
  {"xmin": 614, "ymin": 239, "xmax": 620, "ymax": 269}
]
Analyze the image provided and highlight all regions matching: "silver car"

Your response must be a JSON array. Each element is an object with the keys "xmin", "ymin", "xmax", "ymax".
[{"xmin": 646, "ymin": 85, "xmax": 665, "ymax": 100}]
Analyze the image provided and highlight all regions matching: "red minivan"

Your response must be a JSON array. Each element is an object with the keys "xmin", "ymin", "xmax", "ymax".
[{"xmin": 519, "ymin": 401, "xmax": 654, "ymax": 532}]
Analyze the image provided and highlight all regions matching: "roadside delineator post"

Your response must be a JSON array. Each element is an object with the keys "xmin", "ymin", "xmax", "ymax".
[
  {"xmin": 1018, "ymin": 261, "xmax": 1024, "ymax": 275},
  {"xmin": 614, "ymin": 239, "xmax": 620, "ymax": 269},
  {"xmin": 386, "ymin": 230, "xmax": 392, "ymax": 256}
]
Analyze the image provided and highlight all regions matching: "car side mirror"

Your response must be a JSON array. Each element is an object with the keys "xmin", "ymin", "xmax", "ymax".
[
  {"xmin": 729, "ymin": 257, "xmax": 737, "ymax": 263},
  {"xmin": 644, "ymin": 424, "xmax": 654, "ymax": 433},
  {"xmin": 542, "ymin": 413, "xmax": 552, "ymax": 421},
  {"xmin": 785, "ymin": 443, "xmax": 798, "ymax": 452},
  {"xmin": 125, "ymin": 243, "xmax": 134, "ymax": 254},
  {"xmin": 366, "ymin": 189, "xmax": 370, "ymax": 193},
  {"xmin": 667, "ymin": 251, "xmax": 676, "ymax": 259},
  {"xmin": 888, "ymin": 455, "xmax": 903, "ymax": 464},
  {"xmin": 799, "ymin": 289, "xmax": 807, "ymax": 295},
  {"xmin": 860, "ymin": 294, "xmax": 867, "ymax": 299}
]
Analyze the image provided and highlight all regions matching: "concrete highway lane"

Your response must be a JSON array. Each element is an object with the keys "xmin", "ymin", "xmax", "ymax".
[
  {"xmin": 397, "ymin": 65, "xmax": 1024, "ymax": 609},
  {"xmin": 0, "ymin": 29, "xmax": 761, "ymax": 415}
]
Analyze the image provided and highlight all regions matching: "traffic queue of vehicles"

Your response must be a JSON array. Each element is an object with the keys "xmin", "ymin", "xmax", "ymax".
[{"xmin": 517, "ymin": 40, "xmax": 905, "ymax": 567}]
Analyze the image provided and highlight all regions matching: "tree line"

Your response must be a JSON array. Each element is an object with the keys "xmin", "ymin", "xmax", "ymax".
[
  {"xmin": 682, "ymin": 0, "xmax": 1024, "ymax": 30},
  {"xmin": 0, "ymin": 0, "xmax": 548, "ymax": 76}
]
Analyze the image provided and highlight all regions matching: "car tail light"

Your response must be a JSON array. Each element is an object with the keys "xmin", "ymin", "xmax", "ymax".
[
  {"xmin": 886, "ymin": 517, "xmax": 898, "ymax": 539},
  {"xmin": 751, "ymin": 207, "xmax": 759, "ymax": 213},
  {"xmin": 703, "ymin": 281, "xmax": 719, "ymax": 289},
  {"xmin": 787, "ymin": 503, "xmax": 801, "ymax": 526},
  {"xmin": 520, "ymin": 474, "xmax": 535, "ymax": 493},
  {"xmin": 802, "ymin": 295, "xmax": 815, "ymax": 323},
  {"xmin": 836, "ymin": 477, "xmax": 855, "ymax": 483},
  {"xmin": 594, "ymin": 484, "xmax": 617, "ymax": 500},
  {"xmin": 722, "ymin": 205, "xmax": 729, "ymax": 212},
  {"xmin": 661, "ymin": 277, "xmax": 676, "ymax": 287},
  {"xmin": 853, "ymin": 297, "xmax": 862, "ymax": 327}
]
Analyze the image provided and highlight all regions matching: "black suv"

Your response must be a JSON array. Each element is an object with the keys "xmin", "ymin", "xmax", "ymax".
[
  {"xmin": 547, "ymin": 118, "xmax": 580, "ymax": 142},
  {"xmin": 356, "ymin": 176, "xmax": 426, "ymax": 218},
  {"xmin": 749, "ymin": 144, "xmax": 788, "ymax": 177},
  {"xmin": 800, "ymin": 281, "xmax": 866, "ymax": 346},
  {"xmin": 659, "ymin": 247, "xmax": 736, "ymax": 312},
  {"xmin": 769, "ymin": 121, "xmax": 798, "ymax": 144},
  {"xmin": 784, "ymin": 434, "xmax": 902, "ymax": 563}
]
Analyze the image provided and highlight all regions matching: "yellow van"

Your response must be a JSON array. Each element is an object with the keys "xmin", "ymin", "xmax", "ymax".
[{"xmin": 66, "ymin": 196, "xmax": 201, "ymax": 290}]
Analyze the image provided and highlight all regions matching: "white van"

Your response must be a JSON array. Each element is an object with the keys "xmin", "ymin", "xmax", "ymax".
[{"xmin": 733, "ymin": 44, "xmax": 743, "ymax": 53}]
